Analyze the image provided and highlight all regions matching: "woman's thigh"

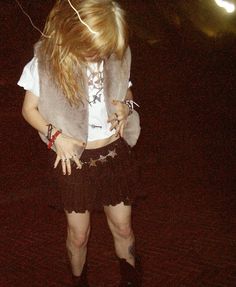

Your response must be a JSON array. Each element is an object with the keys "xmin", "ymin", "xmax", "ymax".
[
  {"xmin": 65, "ymin": 210, "xmax": 91, "ymax": 238},
  {"xmin": 104, "ymin": 202, "xmax": 132, "ymax": 228}
]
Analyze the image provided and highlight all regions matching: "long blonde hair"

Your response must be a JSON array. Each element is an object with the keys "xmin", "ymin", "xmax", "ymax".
[{"xmin": 37, "ymin": 0, "xmax": 128, "ymax": 106}]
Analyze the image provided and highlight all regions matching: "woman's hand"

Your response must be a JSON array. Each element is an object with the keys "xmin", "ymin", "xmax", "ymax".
[
  {"xmin": 108, "ymin": 100, "xmax": 129, "ymax": 137},
  {"xmin": 53, "ymin": 133, "xmax": 85, "ymax": 175},
  {"xmin": 21, "ymin": 91, "xmax": 84, "ymax": 176}
]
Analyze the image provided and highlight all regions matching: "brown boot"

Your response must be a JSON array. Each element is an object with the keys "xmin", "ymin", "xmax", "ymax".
[
  {"xmin": 118, "ymin": 257, "xmax": 142, "ymax": 287},
  {"xmin": 71, "ymin": 263, "xmax": 90, "ymax": 287}
]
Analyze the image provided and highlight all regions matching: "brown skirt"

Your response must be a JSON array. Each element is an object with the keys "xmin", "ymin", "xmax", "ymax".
[{"xmin": 48, "ymin": 138, "xmax": 141, "ymax": 213}]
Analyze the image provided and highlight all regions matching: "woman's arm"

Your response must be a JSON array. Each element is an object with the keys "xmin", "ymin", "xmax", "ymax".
[
  {"xmin": 22, "ymin": 91, "xmax": 83, "ymax": 175},
  {"xmin": 22, "ymin": 91, "xmax": 49, "ymax": 135}
]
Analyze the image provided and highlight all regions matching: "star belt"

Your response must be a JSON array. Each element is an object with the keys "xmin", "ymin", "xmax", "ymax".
[{"xmin": 81, "ymin": 148, "xmax": 117, "ymax": 167}]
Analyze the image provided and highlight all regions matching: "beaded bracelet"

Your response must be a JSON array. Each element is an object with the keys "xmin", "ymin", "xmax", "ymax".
[
  {"xmin": 123, "ymin": 100, "xmax": 140, "ymax": 116},
  {"xmin": 47, "ymin": 129, "xmax": 62, "ymax": 149}
]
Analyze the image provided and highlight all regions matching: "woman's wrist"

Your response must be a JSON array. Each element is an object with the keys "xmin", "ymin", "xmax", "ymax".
[
  {"xmin": 46, "ymin": 124, "xmax": 62, "ymax": 149},
  {"xmin": 123, "ymin": 100, "xmax": 140, "ymax": 116},
  {"xmin": 46, "ymin": 124, "xmax": 54, "ymax": 140},
  {"xmin": 122, "ymin": 102, "xmax": 130, "ymax": 118}
]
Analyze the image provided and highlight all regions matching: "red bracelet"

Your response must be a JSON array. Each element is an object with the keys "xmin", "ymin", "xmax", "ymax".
[{"xmin": 47, "ymin": 130, "xmax": 62, "ymax": 149}]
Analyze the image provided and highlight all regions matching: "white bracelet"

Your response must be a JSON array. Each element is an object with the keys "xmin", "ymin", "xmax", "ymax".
[{"xmin": 124, "ymin": 100, "xmax": 140, "ymax": 115}]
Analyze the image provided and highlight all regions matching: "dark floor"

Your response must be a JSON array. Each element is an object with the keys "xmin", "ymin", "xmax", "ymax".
[{"xmin": 0, "ymin": 1, "xmax": 235, "ymax": 286}]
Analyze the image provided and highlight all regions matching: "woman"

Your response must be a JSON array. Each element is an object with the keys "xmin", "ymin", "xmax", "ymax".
[{"xmin": 18, "ymin": 0, "xmax": 141, "ymax": 286}]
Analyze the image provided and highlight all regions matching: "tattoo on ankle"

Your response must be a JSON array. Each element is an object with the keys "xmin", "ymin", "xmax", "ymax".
[{"xmin": 128, "ymin": 243, "xmax": 136, "ymax": 257}]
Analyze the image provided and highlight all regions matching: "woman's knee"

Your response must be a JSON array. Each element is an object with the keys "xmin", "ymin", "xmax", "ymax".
[
  {"xmin": 105, "ymin": 202, "xmax": 133, "ymax": 239},
  {"xmin": 67, "ymin": 228, "xmax": 90, "ymax": 249},
  {"xmin": 111, "ymin": 221, "xmax": 133, "ymax": 240},
  {"xmin": 65, "ymin": 210, "xmax": 90, "ymax": 249}
]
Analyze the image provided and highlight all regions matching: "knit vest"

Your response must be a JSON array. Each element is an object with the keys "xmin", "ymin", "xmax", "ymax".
[{"xmin": 36, "ymin": 45, "xmax": 141, "ymax": 159}]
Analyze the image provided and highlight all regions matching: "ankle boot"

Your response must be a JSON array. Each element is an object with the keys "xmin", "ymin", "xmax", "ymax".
[
  {"xmin": 71, "ymin": 263, "xmax": 90, "ymax": 287},
  {"xmin": 118, "ymin": 257, "xmax": 142, "ymax": 287}
]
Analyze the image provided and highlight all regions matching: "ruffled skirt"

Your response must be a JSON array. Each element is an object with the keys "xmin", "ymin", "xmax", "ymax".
[{"xmin": 48, "ymin": 138, "xmax": 141, "ymax": 213}]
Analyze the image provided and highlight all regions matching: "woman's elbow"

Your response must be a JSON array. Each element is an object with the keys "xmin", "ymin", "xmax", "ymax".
[
  {"xmin": 21, "ymin": 105, "xmax": 34, "ymax": 123},
  {"xmin": 22, "ymin": 91, "xmax": 38, "ymax": 122}
]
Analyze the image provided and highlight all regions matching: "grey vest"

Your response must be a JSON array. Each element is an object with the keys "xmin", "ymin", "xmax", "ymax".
[{"xmin": 36, "ymin": 45, "xmax": 141, "ymax": 159}]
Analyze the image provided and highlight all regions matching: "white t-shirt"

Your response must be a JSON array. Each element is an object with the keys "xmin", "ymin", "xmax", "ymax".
[{"xmin": 18, "ymin": 58, "xmax": 131, "ymax": 141}]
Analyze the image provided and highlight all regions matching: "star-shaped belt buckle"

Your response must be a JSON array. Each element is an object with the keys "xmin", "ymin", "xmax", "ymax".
[
  {"xmin": 108, "ymin": 149, "xmax": 117, "ymax": 158},
  {"xmin": 99, "ymin": 155, "xmax": 107, "ymax": 163},
  {"xmin": 89, "ymin": 158, "xmax": 97, "ymax": 167}
]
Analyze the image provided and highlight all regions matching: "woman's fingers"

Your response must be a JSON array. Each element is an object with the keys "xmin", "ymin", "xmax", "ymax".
[
  {"xmin": 53, "ymin": 135, "xmax": 85, "ymax": 174},
  {"xmin": 109, "ymin": 118, "xmax": 120, "ymax": 131},
  {"xmin": 61, "ymin": 158, "xmax": 67, "ymax": 175},
  {"xmin": 108, "ymin": 104, "xmax": 128, "ymax": 131},
  {"xmin": 111, "ymin": 100, "xmax": 129, "ymax": 120},
  {"xmin": 114, "ymin": 121, "xmax": 121, "ymax": 135},
  {"xmin": 73, "ymin": 155, "xmax": 82, "ymax": 169},
  {"xmin": 108, "ymin": 113, "xmax": 119, "ymax": 123},
  {"xmin": 59, "ymin": 154, "xmax": 83, "ymax": 175},
  {"xmin": 54, "ymin": 155, "xmax": 61, "ymax": 168},
  {"xmin": 54, "ymin": 154, "xmax": 74, "ymax": 175},
  {"xmin": 119, "ymin": 121, "xmax": 125, "ymax": 137},
  {"xmin": 65, "ymin": 158, "xmax": 72, "ymax": 175},
  {"xmin": 60, "ymin": 157, "xmax": 73, "ymax": 175},
  {"xmin": 108, "ymin": 112, "xmax": 122, "ymax": 131},
  {"xmin": 107, "ymin": 111, "xmax": 127, "ymax": 136},
  {"xmin": 108, "ymin": 112, "xmax": 126, "ymax": 122}
]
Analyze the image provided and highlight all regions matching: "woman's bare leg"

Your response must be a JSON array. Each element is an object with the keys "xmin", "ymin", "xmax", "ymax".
[
  {"xmin": 65, "ymin": 210, "xmax": 91, "ymax": 276},
  {"xmin": 104, "ymin": 202, "xmax": 135, "ymax": 266}
]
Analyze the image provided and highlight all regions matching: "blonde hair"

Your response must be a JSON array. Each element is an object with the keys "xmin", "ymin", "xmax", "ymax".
[{"xmin": 37, "ymin": 0, "xmax": 128, "ymax": 106}]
